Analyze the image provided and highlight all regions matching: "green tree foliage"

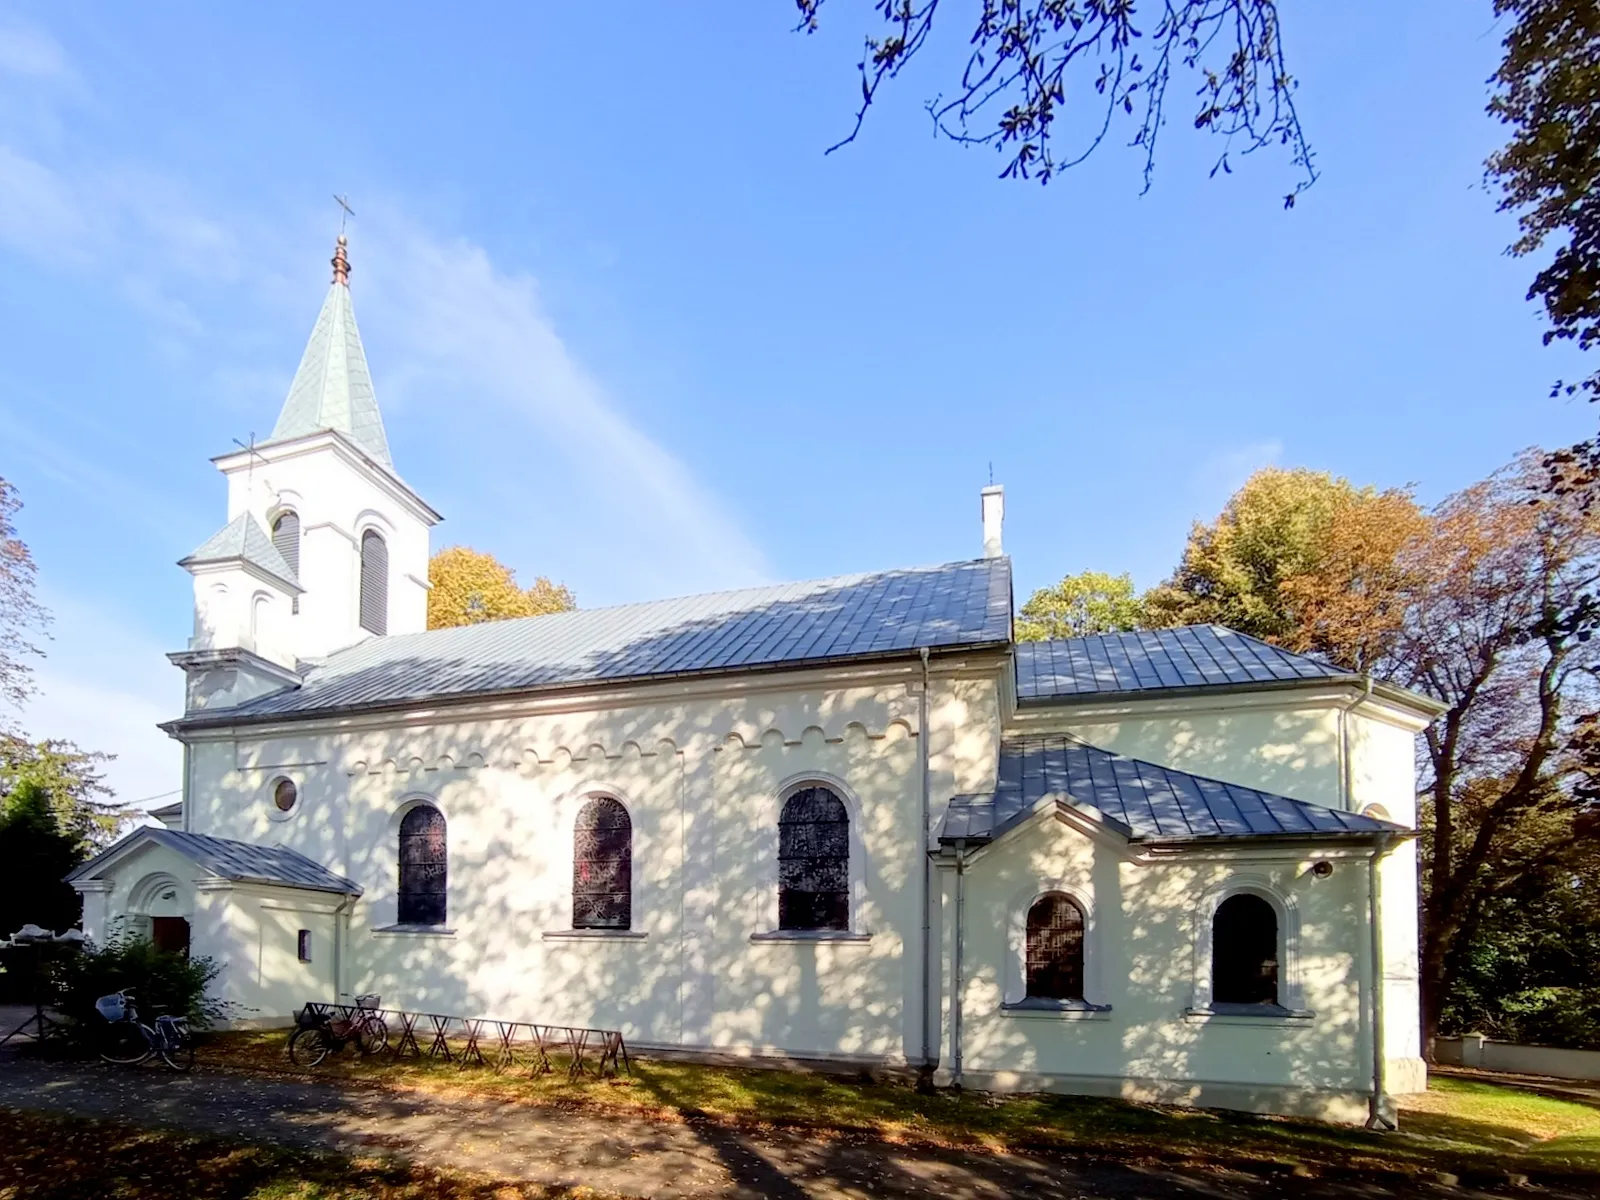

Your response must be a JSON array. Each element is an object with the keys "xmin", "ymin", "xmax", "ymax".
[
  {"xmin": 1488, "ymin": 0, "xmax": 1600, "ymax": 410},
  {"xmin": 1016, "ymin": 571, "xmax": 1145, "ymax": 641},
  {"xmin": 794, "ymin": 2, "xmax": 1315, "ymax": 201},
  {"xmin": 1142, "ymin": 467, "xmax": 1426, "ymax": 670},
  {"xmin": 0, "ymin": 781, "xmax": 84, "ymax": 942},
  {"xmin": 0, "ymin": 477, "xmax": 48, "ymax": 725},
  {"xmin": 0, "ymin": 735, "xmax": 120, "ymax": 854},
  {"xmin": 427, "ymin": 546, "xmax": 576, "ymax": 630},
  {"xmin": 50, "ymin": 932, "xmax": 224, "ymax": 1037}
]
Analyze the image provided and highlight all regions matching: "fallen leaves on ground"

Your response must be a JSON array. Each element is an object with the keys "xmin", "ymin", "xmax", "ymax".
[{"xmin": 0, "ymin": 1108, "xmax": 631, "ymax": 1200}]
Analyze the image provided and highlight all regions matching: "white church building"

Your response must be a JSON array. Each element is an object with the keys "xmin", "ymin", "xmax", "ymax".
[{"xmin": 69, "ymin": 237, "xmax": 1443, "ymax": 1125}]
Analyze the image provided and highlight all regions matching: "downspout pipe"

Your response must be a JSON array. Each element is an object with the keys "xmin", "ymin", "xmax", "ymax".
[
  {"xmin": 951, "ymin": 839, "xmax": 967, "ymax": 1089},
  {"xmin": 917, "ymin": 646, "xmax": 935, "ymax": 1086},
  {"xmin": 1338, "ymin": 675, "xmax": 1375, "ymax": 813},
  {"xmin": 1367, "ymin": 832, "xmax": 1396, "ymax": 1130},
  {"xmin": 331, "ymin": 891, "xmax": 359, "ymax": 1004}
]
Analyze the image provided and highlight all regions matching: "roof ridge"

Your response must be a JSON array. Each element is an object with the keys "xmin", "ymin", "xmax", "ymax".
[{"xmin": 320, "ymin": 556, "xmax": 1002, "ymax": 652}]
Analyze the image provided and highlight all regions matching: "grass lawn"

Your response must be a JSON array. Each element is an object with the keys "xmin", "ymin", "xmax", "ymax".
[
  {"xmin": 202, "ymin": 1032, "xmax": 1600, "ymax": 1182},
  {"xmin": 0, "ymin": 1108, "xmax": 618, "ymax": 1199}
]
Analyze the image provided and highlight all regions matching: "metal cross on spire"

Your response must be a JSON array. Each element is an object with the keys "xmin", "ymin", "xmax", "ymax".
[
  {"xmin": 334, "ymin": 194, "xmax": 355, "ymax": 234},
  {"xmin": 233, "ymin": 432, "xmax": 271, "ymax": 499}
]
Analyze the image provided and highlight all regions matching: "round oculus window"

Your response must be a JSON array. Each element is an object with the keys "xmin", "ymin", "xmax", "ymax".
[{"xmin": 272, "ymin": 778, "xmax": 298, "ymax": 813}]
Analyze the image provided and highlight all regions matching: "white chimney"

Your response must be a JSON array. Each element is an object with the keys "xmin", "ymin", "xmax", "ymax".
[{"xmin": 981, "ymin": 484, "xmax": 1005, "ymax": 558}]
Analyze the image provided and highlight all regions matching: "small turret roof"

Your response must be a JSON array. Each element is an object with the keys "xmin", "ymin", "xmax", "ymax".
[
  {"xmin": 264, "ymin": 236, "xmax": 393, "ymax": 469},
  {"xmin": 180, "ymin": 512, "xmax": 300, "ymax": 591}
]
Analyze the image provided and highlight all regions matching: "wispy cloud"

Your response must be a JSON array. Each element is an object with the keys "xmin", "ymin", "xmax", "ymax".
[
  {"xmin": 0, "ymin": 23, "xmax": 77, "ymax": 86},
  {"xmin": 355, "ymin": 214, "xmax": 771, "ymax": 597},
  {"xmin": 24, "ymin": 590, "xmax": 183, "ymax": 808}
]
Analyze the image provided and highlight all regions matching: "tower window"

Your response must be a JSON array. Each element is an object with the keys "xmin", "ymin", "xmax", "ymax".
[
  {"xmin": 271, "ymin": 511, "xmax": 301, "ymax": 614},
  {"xmin": 360, "ymin": 530, "xmax": 388, "ymax": 635}
]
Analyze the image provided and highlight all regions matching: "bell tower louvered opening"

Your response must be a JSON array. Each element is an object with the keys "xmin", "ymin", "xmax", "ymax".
[{"xmin": 360, "ymin": 530, "xmax": 388, "ymax": 635}]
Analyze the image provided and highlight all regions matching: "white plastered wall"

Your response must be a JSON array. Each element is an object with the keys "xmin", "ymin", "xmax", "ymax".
[
  {"xmin": 217, "ymin": 435, "xmax": 434, "ymax": 659},
  {"xmin": 948, "ymin": 816, "xmax": 1377, "ymax": 1124},
  {"xmin": 1053, "ymin": 700, "xmax": 1344, "ymax": 807},
  {"xmin": 182, "ymin": 662, "xmax": 990, "ymax": 1065}
]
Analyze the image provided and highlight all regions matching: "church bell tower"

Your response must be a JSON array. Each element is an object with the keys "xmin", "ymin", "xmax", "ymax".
[{"xmin": 171, "ymin": 235, "xmax": 442, "ymax": 712}]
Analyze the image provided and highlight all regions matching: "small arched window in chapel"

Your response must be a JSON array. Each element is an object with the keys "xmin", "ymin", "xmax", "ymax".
[
  {"xmin": 360, "ymin": 529, "xmax": 388, "ymax": 635},
  {"xmin": 1212, "ymin": 893, "xmax": 1280, "ymax": 1006},
  {"xmin": 573, "ymin": 796, "xmax": 632, "ymax": 930},
  {"xmin": 778, "ymin": 786, "xmax": 849, "ymax": 931},
  {"xmin": 1025, "ymin": 893, "xmax": 1086, "ymax": 1000}
]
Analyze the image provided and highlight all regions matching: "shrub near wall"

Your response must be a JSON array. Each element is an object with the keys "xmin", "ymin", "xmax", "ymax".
[{"xmin": 49, "ymin": 934, "xmax": 223, "ymax": 1045}]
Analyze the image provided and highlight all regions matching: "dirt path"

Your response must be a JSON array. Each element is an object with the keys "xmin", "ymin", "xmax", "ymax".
[{"xmin": 0, "ymin": 1057, "xmax": 1541, "ymax": 1199}]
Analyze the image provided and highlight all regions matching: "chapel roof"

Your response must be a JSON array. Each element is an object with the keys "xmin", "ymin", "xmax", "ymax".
[
  {"xmin": 171, "ymin": 555, "xmax": 1015, "ymax": 727},
  {"xmin": 264, "ymin": 235, "xmax": 393, "ymax": 469},
  {"xmin": 1014, "ymin": 625, "xmax": 1350, "ymax": 703},
  {"xmin": 67, "ymin": 828, "xmax": 361, "ymax": 895},
  {"xmin": 937, "ymin": 735, "xmax": 1404, "ymax": 847},
  {"xmin": 179, "ymin": 511, "xmax": 301, "ymax": 591}
]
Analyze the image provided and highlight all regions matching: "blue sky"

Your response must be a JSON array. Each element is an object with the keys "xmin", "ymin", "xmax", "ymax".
[{"xmin": 0, "ymin": 2, "xmax": 1591, "ymax": 806}]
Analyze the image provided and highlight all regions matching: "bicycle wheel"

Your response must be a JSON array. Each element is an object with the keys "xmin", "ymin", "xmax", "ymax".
[
  {"xmin": 356, "ymin": 1015, "xmax": 388, "ymax": 1056},
  {"xmin": 160, "ymin": 1024, "xmax": 195, "ymax": 1072},
  {"xmin": 98, "ymin": 1022, "xmax": 153, "ymax": 1066},
  {"xmin": 288, "ymin": 1026, "xmax": 333, "ymax": 1067}
]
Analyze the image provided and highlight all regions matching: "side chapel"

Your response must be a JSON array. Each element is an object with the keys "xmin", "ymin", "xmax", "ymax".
[{"xmin": 69, "ymin": 237, "xmax": 1443, "ymax": 1125}]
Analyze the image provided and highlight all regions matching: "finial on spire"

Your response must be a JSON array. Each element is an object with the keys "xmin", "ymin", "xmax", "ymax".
[
  {"xmin": 331, "ymin": 234, "xmax": 351, "ymax": 286},
  {"xmin": 331, "ymin": 194, "xmax": 356, "ymax": 286}
]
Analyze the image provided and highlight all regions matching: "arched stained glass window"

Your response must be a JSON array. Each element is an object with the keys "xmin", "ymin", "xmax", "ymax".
[
  {"xmin": 398, "ymin": 806, "xmax": 447, "ymax": 926},
  {"xmin": 1212, "ymin": 893, "xmax": 1279, "ymax": 1005},
  {"xmin": 360, "ymin": 529, "xmax": 388, "ymax": 635},
  {"xmin": 778, "ymin": 786, "xmax": 849, "ymax": 931},
  {"xmin": 1025, "ymin": 893, "xmax": 1086, "ymax": 1000},
  {"xmin": 573, "ymin": 796, "xmax": 632, "ymax": 930}
]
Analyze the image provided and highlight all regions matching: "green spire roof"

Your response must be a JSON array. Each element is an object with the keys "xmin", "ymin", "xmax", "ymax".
[
  {"xmin": 180, "ymin": 512, "xmax": 301, "ymax": 592},
  {"xmin": 265, "ymin": 237, "xmax": 393, "ymax": 469}
]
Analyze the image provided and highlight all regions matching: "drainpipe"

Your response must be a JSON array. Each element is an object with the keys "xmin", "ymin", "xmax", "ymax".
[
  {"xmin": 917, "ymin": 646, "xmax": 935, "ymax": 1085},
  {"xmin": 332, "ymin": 892, "xmax": 358, "ymax": 1003},
  {"xmin": 951, "ymin": 839, "xmax": 968, "ymax": 1089},
  {"xmin": 1367, "ymin": 833, "xmax": 1395, "ymax": 1130},
  {"xmin": 181, "ymin": 743, "xmax": 194, "ymax": 833},
  {"xmin": 1339, "ymin": 676, "xmax": 1375, "ymax": 811}
]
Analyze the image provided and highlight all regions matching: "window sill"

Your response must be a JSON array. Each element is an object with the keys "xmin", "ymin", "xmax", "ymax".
[
  {"xmin": 542, "ymin": 929, "xmax": 647, "ymax": 940},
  {"xmin": 1183, "ymin": 1004, "xmax": 1314, "ymax": 1026},
  {"xmin": 750, "ymin": 930, "xmax": 872, "ymax": 943},
  {"xmin": 370, "ymin": 924, "xmax": 456, "ymax": 938},
  {"xmin": 1001, "ymin": 999, "xmax": 1112, "ymax": 1020}
]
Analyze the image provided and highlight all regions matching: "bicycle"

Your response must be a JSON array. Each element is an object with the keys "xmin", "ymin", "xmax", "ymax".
[
  {"xmin": 287, "ymin": 993, "xmax": 388, "ymax": 1067},
  {"xmin": 95, "ymin": 989, "xmax": 194, "ymax": 1071}
]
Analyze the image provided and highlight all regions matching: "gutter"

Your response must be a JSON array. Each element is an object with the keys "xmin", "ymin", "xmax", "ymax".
[
  {"xmin": 917, "ymin": 646, "xmax": 936, "ymax": 1086},
  {"xmin": 1367, "ymin": 833, "xmax": 1396, "ymax": 1130},
  {"xmin": 1015, "ymin": 673, "xmax": 1445, "ymax": 719}
]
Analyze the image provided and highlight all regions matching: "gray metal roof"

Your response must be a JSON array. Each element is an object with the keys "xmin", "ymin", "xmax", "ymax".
[
  {"xmin": 178, "ymin": 557, "xmax": 1013, "ymax": 727},
  {"xmin": 180, "ymin": 512, "xmax": 301, "ymax": 591},
  {"xmin": 938, "ymin": 735, "xmax": 1401, "ymax": 846},
  {"xmin": 67, "ymin": 828, "xmax": 361, "ymax": 895},
  {"xmin": 266, "ymin": 268, "xmax": 392, "ymax": 468},
  {"xmin": 1014, "ymin": 626, "xmax": 1347, "ymax": 703}
]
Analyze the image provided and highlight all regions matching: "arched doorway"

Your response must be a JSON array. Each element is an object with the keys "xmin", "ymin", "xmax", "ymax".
[{"xmin": 128, "ymin": 873, "xmax": 192, "ymax": 958}]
